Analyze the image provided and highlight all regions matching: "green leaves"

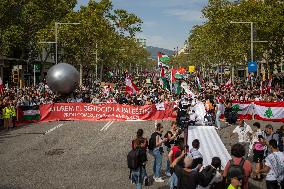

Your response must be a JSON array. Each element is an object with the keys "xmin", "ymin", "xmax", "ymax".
[{"xmin": 184, "ymin": 0, "xmax": 284, "ymax": 68}]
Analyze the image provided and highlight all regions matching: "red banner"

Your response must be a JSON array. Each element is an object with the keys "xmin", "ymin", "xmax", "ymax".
[{"xmin": 40, "ymin": 103, "xmax": 176, "ymax": 122}]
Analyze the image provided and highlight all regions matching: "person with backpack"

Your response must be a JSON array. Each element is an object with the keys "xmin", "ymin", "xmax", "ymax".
[
  {"xmin": 131, "ymin": 129, "xmax": 149, "ymax": 185},
  {"xmin": 223, "ymin": 143, "xmax": 252, "ymax": 189},
  {"xmin": 255, "ymin": 139, "xmax": 284, "ymax": 189},
  {"xmin": 148, "ymin": 123, "xmax": 168, "ymax": 183},
  {"xmin": 197, "ymin": 157, "xmax": 223, "ymax": 189},
  {"xmin": 128, "ymin": 139, "xmax": 148, "ymax": 189}
]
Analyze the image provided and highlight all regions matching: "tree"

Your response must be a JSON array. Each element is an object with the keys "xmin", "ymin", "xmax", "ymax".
[
  {"xmin": 0, "ymin": 0, "xmax": 76, "ymax": 59},
  {"xmin": 180, "ymin": 0, "xmax": 284, "ymax": 76},
  {"xmin": 36, "ymin": 0, "xmax": 147, "ymax": 81}
]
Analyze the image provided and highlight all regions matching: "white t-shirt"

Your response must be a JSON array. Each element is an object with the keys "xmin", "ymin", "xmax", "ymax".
[
  {"xmin": 188, "ymin": 148, "xmax": 203, "ymax": 159},
  {"xmin": 232, "ymin": 123, "xmax": 253, "ymax": 143},
  {"xmin": 265, "ymin": 151, "xmax": 284, "ymax": 181}
]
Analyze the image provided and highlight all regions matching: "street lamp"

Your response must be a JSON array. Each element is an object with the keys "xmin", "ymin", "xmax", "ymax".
[
  {"xmin": 230, "ymin": 21, "xmax": 268, "ymax": 76},
  {"xmin": 55, "ymin": 22, "xmax": 80, "ymax": 64}
]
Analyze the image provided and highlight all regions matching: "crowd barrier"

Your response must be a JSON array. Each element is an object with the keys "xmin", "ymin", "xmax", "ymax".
[{"xmin": 16, "ymin": 101, "xmax": 284, "ymax": 124}]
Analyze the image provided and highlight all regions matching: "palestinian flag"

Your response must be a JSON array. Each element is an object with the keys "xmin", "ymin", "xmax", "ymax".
[
  {"xmin": 231, "ymin": 101, "xmax": 253, "ymax": 120},
  {"xmin": 157, "ymin": 52, "xmax": 170, "ymax": 67},
  {"xmin": 254, "ymin": 101, "xmax": 284, "ymax": 122},
  {"xmin": 160, "ymin": 67, "xmax": 170, "ymax": 90},
  {"xmin": 18, "ymin": 105, "xmax": 40, "ymax": 123}
]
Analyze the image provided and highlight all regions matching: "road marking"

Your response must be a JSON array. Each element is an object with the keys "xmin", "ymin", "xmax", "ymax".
[
  {"xmin": 44, "ymin": 124, "xmax": 64, "ymax": 135},
  {"xmin": 126, "ymin": 120, "xmax": 145, "ymax": 122},
  {"xmin": 104, "ymin": 121, "xmax": 114, "ymax": 131},
  {"xmin": 100, "ymin": 121, "xmax": 114, "ymax": 131}
]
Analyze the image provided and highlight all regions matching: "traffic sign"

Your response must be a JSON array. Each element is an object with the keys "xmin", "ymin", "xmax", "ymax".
[{"xmin": 248, "ymin": 61, "xmax": 257, "ymax": 73}]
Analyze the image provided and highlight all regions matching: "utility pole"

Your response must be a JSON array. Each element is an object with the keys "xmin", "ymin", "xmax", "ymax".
[
  {"xmin": 230, "ymin": 21, "xmax": 268, "ymax": 78},
  {"xmin": 55, "ymin": 22, "xmax": 80, "ymax": 64}
]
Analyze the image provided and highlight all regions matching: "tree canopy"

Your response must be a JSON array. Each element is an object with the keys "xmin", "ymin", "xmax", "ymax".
[
  {"xmin": 0, "ymin": 0, "xmax": 149, "ymax": 77},
  {"xmin": 175, "ymin": 0, "xmax": 284, "ymax": 70}
]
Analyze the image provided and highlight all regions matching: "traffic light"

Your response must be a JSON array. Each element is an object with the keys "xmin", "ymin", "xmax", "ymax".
[{"xmin": 12, "ymin": 71, "xmax": 19, "ymax": 83}]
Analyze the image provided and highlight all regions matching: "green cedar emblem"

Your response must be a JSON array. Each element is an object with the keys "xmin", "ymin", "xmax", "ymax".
[{"xmin": 264, "ymin": 107, "xmax": 273, "ymax": 118}]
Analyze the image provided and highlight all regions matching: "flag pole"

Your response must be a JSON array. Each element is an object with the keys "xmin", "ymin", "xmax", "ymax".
[{"xmin": 171, "ymin": 66, "xmax": 174, "ymax": 93}]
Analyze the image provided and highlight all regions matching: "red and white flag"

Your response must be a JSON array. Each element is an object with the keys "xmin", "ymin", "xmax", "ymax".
[
  {"xmin": 125, "ymin": 76, "xmax": 139, "ymax": 96},
  {"xmin": 0, "ymin": 77, "xmax": 4, "ymax": 95},
  {"xmin": 267, "ymin": 79, "xmax": 272, "ymax": 93},
  {"xmin": 224, "ymin": 79, "xmax": 232, "ymax": 88}
]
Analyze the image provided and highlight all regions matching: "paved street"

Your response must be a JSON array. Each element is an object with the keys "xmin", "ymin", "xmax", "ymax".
[{"xmin": 0, "ymin": 120, "xmax": 282, "ymax": 189}]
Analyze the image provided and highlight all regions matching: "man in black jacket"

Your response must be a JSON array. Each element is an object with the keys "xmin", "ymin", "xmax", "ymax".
[{"xmin": 171, "ymin": 150, "xmax": 199, "ymax": 189}]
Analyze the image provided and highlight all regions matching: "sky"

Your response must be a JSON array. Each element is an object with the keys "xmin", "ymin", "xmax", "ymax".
[{"xmin": 75, "ymin": 0, "xmax": 208, "ymax": 50}]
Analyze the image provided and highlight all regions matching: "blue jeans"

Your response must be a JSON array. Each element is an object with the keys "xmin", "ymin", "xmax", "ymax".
[
  {"xmin": 215, "ymin": 113, "xmax": 221, "ymax": 128},
  {"xmin": 166, "ymin": 147, "xmax": 171, "ymax": 174},
  {"xmin": 152, "ymin": 148, "xmax": 163, "ymax": 178},
  {"xmin": 169, "ymin": 173, "xmax": 178, "ymax": 189},
  {"xmin": 131, "ymin": 167, "xmax": 144, "ymax": 189}
]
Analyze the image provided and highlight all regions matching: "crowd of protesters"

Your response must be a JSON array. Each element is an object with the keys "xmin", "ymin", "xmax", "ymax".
[
  {"xmin": 130, "ymin": 121, "xmax": 284, "ymax": 189},
  {"xmin": 0, "ymin": 73, "xmax": 283, "ymax": 130}
]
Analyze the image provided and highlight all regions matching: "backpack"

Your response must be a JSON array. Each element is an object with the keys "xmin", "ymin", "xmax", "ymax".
[
  {"xmin": 148, "ymin": 132, "xmax": 158, "ymax": 151},
  {"xmin": 226, "ymin": 158, "xmax": 245, "ymax": 182},
  {"xmin": 127, "ymin": 149, "xmax": 142, "ymax": 170},
  {"xmin": 198, "ymin": 165, "xmax": 216, "ymax": 187}
]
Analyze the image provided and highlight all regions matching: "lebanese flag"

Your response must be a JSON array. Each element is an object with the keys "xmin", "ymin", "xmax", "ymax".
[
  {"xmin": 0, "ymin": 77, "xmax": 3, "ymax": 95},
  {"xmin": 125, "ymin": 76, "xmax": 139, "ymax": 96},
  {"xmin": 232, "ymin": 101, "xmax": 254, "ymax": 120},
  {"xmin": 254, "ymin": 101, "xmax": 284, "ymax": 122}
]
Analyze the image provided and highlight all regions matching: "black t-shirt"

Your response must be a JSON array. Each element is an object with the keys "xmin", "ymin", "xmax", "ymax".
[{"xmin": 174, "ymin": 165, "xmax": 198, "ymax": 189}]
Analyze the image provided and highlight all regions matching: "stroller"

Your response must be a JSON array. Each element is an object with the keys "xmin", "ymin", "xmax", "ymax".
[{"xmin": 204, "ymin": 112, "xmax": 214, "ymax": 126}]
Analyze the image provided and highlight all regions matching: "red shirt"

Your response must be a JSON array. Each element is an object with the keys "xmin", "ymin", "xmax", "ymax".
[
  {"xmin": 171, "ymin": 146, "xmax": 181, "ymax": 162},
  {"xmin": 223, "ymin": 157, "xmax": 252, "ymax": 189}
]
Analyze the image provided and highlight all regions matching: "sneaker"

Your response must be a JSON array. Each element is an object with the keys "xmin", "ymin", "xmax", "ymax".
[
  {"xmin": 154, "ymin": 177, "xmax": 165, "ymax": 183},
  {"xmin": 165, "ymin": 172, "xmax": 171, "ymax": 177}
]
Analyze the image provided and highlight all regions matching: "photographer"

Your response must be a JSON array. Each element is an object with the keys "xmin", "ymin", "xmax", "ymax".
[
  {"xmin": 164, "ymin": 122, "xmax": 181, "ymax": 177},
  {"xmin": 168, "ymin": 138, "xmax": 185, "ymax": 189},
  {"xmin": 171, "ymin": 150, "xmax": 199, "ymax": 189},
  {"xmin": 176, "ymin": 96, "xmax": 191, "ymax": 129}
]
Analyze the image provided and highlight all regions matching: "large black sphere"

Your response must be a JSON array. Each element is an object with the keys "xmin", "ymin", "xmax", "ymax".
[{"xmin": 46, "ymin": 63, "xmax": 79, "ymax": 95}]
